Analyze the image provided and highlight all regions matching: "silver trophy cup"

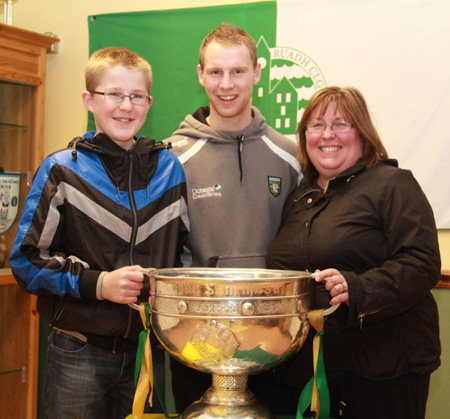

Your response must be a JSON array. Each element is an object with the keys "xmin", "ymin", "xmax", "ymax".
[{"xmin": 144, "ymin": 267, "xmax": 330, "ymax": 419}]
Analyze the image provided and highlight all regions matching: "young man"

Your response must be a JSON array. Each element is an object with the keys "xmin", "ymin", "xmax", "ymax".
[
  {"xmin": 165, "ymin": 23, "xmax": 301, "ymax": 412},
  {"xmin": 9, "ymin": 47, "xmax": 189, "ymax": 419}
]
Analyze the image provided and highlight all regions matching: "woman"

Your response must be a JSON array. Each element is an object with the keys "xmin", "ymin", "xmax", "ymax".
[{"xmin": 266, "ymin": 86, "xmax": 441, "ymax": 418}]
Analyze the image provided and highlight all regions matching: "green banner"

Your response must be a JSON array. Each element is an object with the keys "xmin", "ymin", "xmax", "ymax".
[{"xmin": 88, "ymin": 1, "xmax": 276, "ymax": 141}]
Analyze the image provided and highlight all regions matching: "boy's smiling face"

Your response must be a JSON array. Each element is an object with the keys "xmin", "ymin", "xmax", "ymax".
[{"xmin": 82, "ymin": 65, "xmax": 152, "ymax": 150}]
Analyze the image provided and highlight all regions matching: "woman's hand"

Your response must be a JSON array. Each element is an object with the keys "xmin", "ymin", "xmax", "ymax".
[{"xmin": 313, "ymin": 268, "xmax": 349, "ymax": 305}]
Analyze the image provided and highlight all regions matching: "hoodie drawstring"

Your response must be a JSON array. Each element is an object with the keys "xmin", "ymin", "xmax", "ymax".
[
  {"xmin": 237, "ymin": 135, "xmax": 244, "ymax": 182},
  {"xmin": 115, "ymin": 171, "xmax": 122, "ymax": 200},
  {"xmin": 71, "ymin": 137, "xmax": 83, "ymax": 160}
]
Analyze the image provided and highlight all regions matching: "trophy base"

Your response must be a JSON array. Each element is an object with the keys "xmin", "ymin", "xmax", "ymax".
[{"xmin": 178, "ymin": 374, "xmax": 276, "ymax": 419}]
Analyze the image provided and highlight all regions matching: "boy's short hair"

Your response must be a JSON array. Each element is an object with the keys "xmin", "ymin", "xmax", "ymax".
[
  {"xmin": 199, "ymin": 23, "xmax": 258, "ymax": 69},
  {"xmin": 85, "ymin": 47, "xmax": 152, "ymax": 93}
]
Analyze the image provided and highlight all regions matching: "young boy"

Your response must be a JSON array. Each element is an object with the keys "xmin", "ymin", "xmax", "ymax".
[{"xmin": 9, "ymin": 47, "xmax": 189, "ymax": 419}]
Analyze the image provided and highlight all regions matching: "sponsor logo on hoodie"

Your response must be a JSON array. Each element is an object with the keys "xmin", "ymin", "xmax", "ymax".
[
  {"xmin": 171, "ymin": 138, "xmax": 189, "ymax": 148},
  {"xmin": 192, "ymin": 184, "xmax": 222, "ymax": 200}
]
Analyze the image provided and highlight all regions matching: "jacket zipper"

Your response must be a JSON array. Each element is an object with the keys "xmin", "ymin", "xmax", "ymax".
[
  {"xmin": 124, "ymin": 150, "xmax": 139, "ymax": 340},
  {"xmin": 128, "ymin": 151, "xmax": 138, "ymax": 265},
  {"xmin": 358, "ymin": 313, "xmax": 366, "ymax": 329},
  {"xmin": 358, "ymin": 310, "xmax": 381, "ymax": 329}
]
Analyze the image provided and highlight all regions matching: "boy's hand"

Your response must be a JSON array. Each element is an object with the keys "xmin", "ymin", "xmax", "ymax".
[{"xmin": 101, "ymin": 265, "xmax": 145, "ymax": 304}]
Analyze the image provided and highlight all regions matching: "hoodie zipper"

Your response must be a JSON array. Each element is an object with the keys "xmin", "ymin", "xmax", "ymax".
[{"xmin": 237, "ymin": 135, "xmax": 244, "ymax": 182}]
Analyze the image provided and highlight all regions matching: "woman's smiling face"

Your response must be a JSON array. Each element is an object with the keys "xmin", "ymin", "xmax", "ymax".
[{"xmin": 306, "ymin": 101, "xmax": 363, "ymax": 188}]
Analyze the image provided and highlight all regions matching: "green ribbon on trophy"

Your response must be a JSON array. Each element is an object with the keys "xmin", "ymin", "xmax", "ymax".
[{"xmin": 296, "ymin": 309, "xmax": 330, "ymax": 419}]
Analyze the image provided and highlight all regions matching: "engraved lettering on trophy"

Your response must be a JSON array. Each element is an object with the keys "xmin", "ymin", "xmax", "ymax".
[
  {"xmin": 242, "ymin": 284, "xmax": 254, "ymax": 297},
  {"xmin": 225, "ymin": 285, "xmax": 237, "ymax": 297},
  {"xmin": 204, "ymin": 283, "xmax": 214, "ymax": 296}
]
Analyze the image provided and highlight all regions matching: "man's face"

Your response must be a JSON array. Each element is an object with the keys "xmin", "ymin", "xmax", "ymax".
[
  {"xmin": 198, "ymin": 41, "xmax": 261, "ymax": 131},
  {"xmin": 82, "ymin": 65, "xmax": 152, "ymax": 150}
]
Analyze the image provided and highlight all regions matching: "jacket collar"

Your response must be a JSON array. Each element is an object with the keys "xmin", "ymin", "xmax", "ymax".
[
  {"xmin": 300, "ymin": 159, "xmax": 398, "ymax": 195},
  {"xmin": 67, "ymin": 131, "xmax": 166, "ymax": 160}
]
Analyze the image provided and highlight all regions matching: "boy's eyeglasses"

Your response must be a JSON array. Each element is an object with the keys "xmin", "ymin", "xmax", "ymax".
[
  {"xmin": 306, "ymin": 120, "xmax": 356, "ymax": 134},
  {"xmin": 92, "ymin": 90, "xmax": 150, "ymax": 105}
]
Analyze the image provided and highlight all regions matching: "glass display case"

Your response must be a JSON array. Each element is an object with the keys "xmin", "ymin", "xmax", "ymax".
[
  {"xmin": 0, "ymin": 80, "xmax": 33, "ymax": 269},
  {"xmin": 0, "ymin": 23, "xmax": 59, "ymax": 419}
]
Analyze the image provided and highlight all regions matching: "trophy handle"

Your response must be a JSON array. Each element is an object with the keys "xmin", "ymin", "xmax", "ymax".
[
  {"xmin": 322, "ymin": 303, "xmax": 340, "ymax": 317},
  {"xmin": 128, "ymin": 268, "xmax": 157, "ymax": 311}
]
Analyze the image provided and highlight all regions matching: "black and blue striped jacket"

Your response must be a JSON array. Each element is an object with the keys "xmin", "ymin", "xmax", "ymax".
[{"xmin": 10, "ymin": 131, "xmax": 190, "ymax": 350}]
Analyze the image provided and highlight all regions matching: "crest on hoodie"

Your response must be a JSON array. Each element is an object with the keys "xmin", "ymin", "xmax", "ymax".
[
  {"xmin": 0, "ymin": 173, "xmax": 21, "ymax": 234},
  {"xmin": 268, "ymin": 176, "xmax": 281, "ymax": 197}
]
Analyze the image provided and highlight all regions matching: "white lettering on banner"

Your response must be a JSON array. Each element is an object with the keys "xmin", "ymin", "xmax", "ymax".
[{"xmin": 271, "ymin": 47, "xmax": 325, "ymax": 88}]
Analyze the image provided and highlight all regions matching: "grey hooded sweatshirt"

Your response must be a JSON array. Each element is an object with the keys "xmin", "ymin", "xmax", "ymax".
[{"xmin": 165, "ymin": 106, "xmax": 301, "ymax": 268}]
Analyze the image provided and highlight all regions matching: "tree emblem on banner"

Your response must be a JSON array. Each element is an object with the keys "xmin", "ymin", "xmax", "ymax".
[{"xmin": 253, "ymin": 37, "xmax": 327, "ymax": 136}]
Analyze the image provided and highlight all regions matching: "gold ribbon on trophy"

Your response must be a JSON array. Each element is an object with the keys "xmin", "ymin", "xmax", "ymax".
[{"xmin": 132, "ymin": 303, "xmax": 154, "ymax": 419}]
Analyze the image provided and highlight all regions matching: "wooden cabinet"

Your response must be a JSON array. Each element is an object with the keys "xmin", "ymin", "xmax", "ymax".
[{"xmin": 0, "ymin": 23, "xmax": 59, "ymax": 419}]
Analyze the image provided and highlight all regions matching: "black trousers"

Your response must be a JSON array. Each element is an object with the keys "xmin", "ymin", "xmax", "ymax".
[
  {"xmin": 340, "ymin": 373, "xmax": 431, "ymax": 419},
  {"xmin": 252, "ymin": 372, "xmax": 432, "ymax": 419}
]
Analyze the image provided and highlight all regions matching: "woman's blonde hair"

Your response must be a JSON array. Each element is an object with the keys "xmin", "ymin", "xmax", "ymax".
[{"xmin": 297, "ymin": 86, "xmax": 388, "ymax": 177}]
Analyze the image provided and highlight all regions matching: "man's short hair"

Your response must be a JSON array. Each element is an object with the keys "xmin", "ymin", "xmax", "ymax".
[{"xmin": 199, "ymin": 23, "xmax": 258, "ymax": 69}]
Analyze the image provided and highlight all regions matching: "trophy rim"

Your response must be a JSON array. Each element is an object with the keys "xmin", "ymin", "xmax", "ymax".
[{"xmin": 145, "ymin": 267, "xmax": 313, "ymax": 281}]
